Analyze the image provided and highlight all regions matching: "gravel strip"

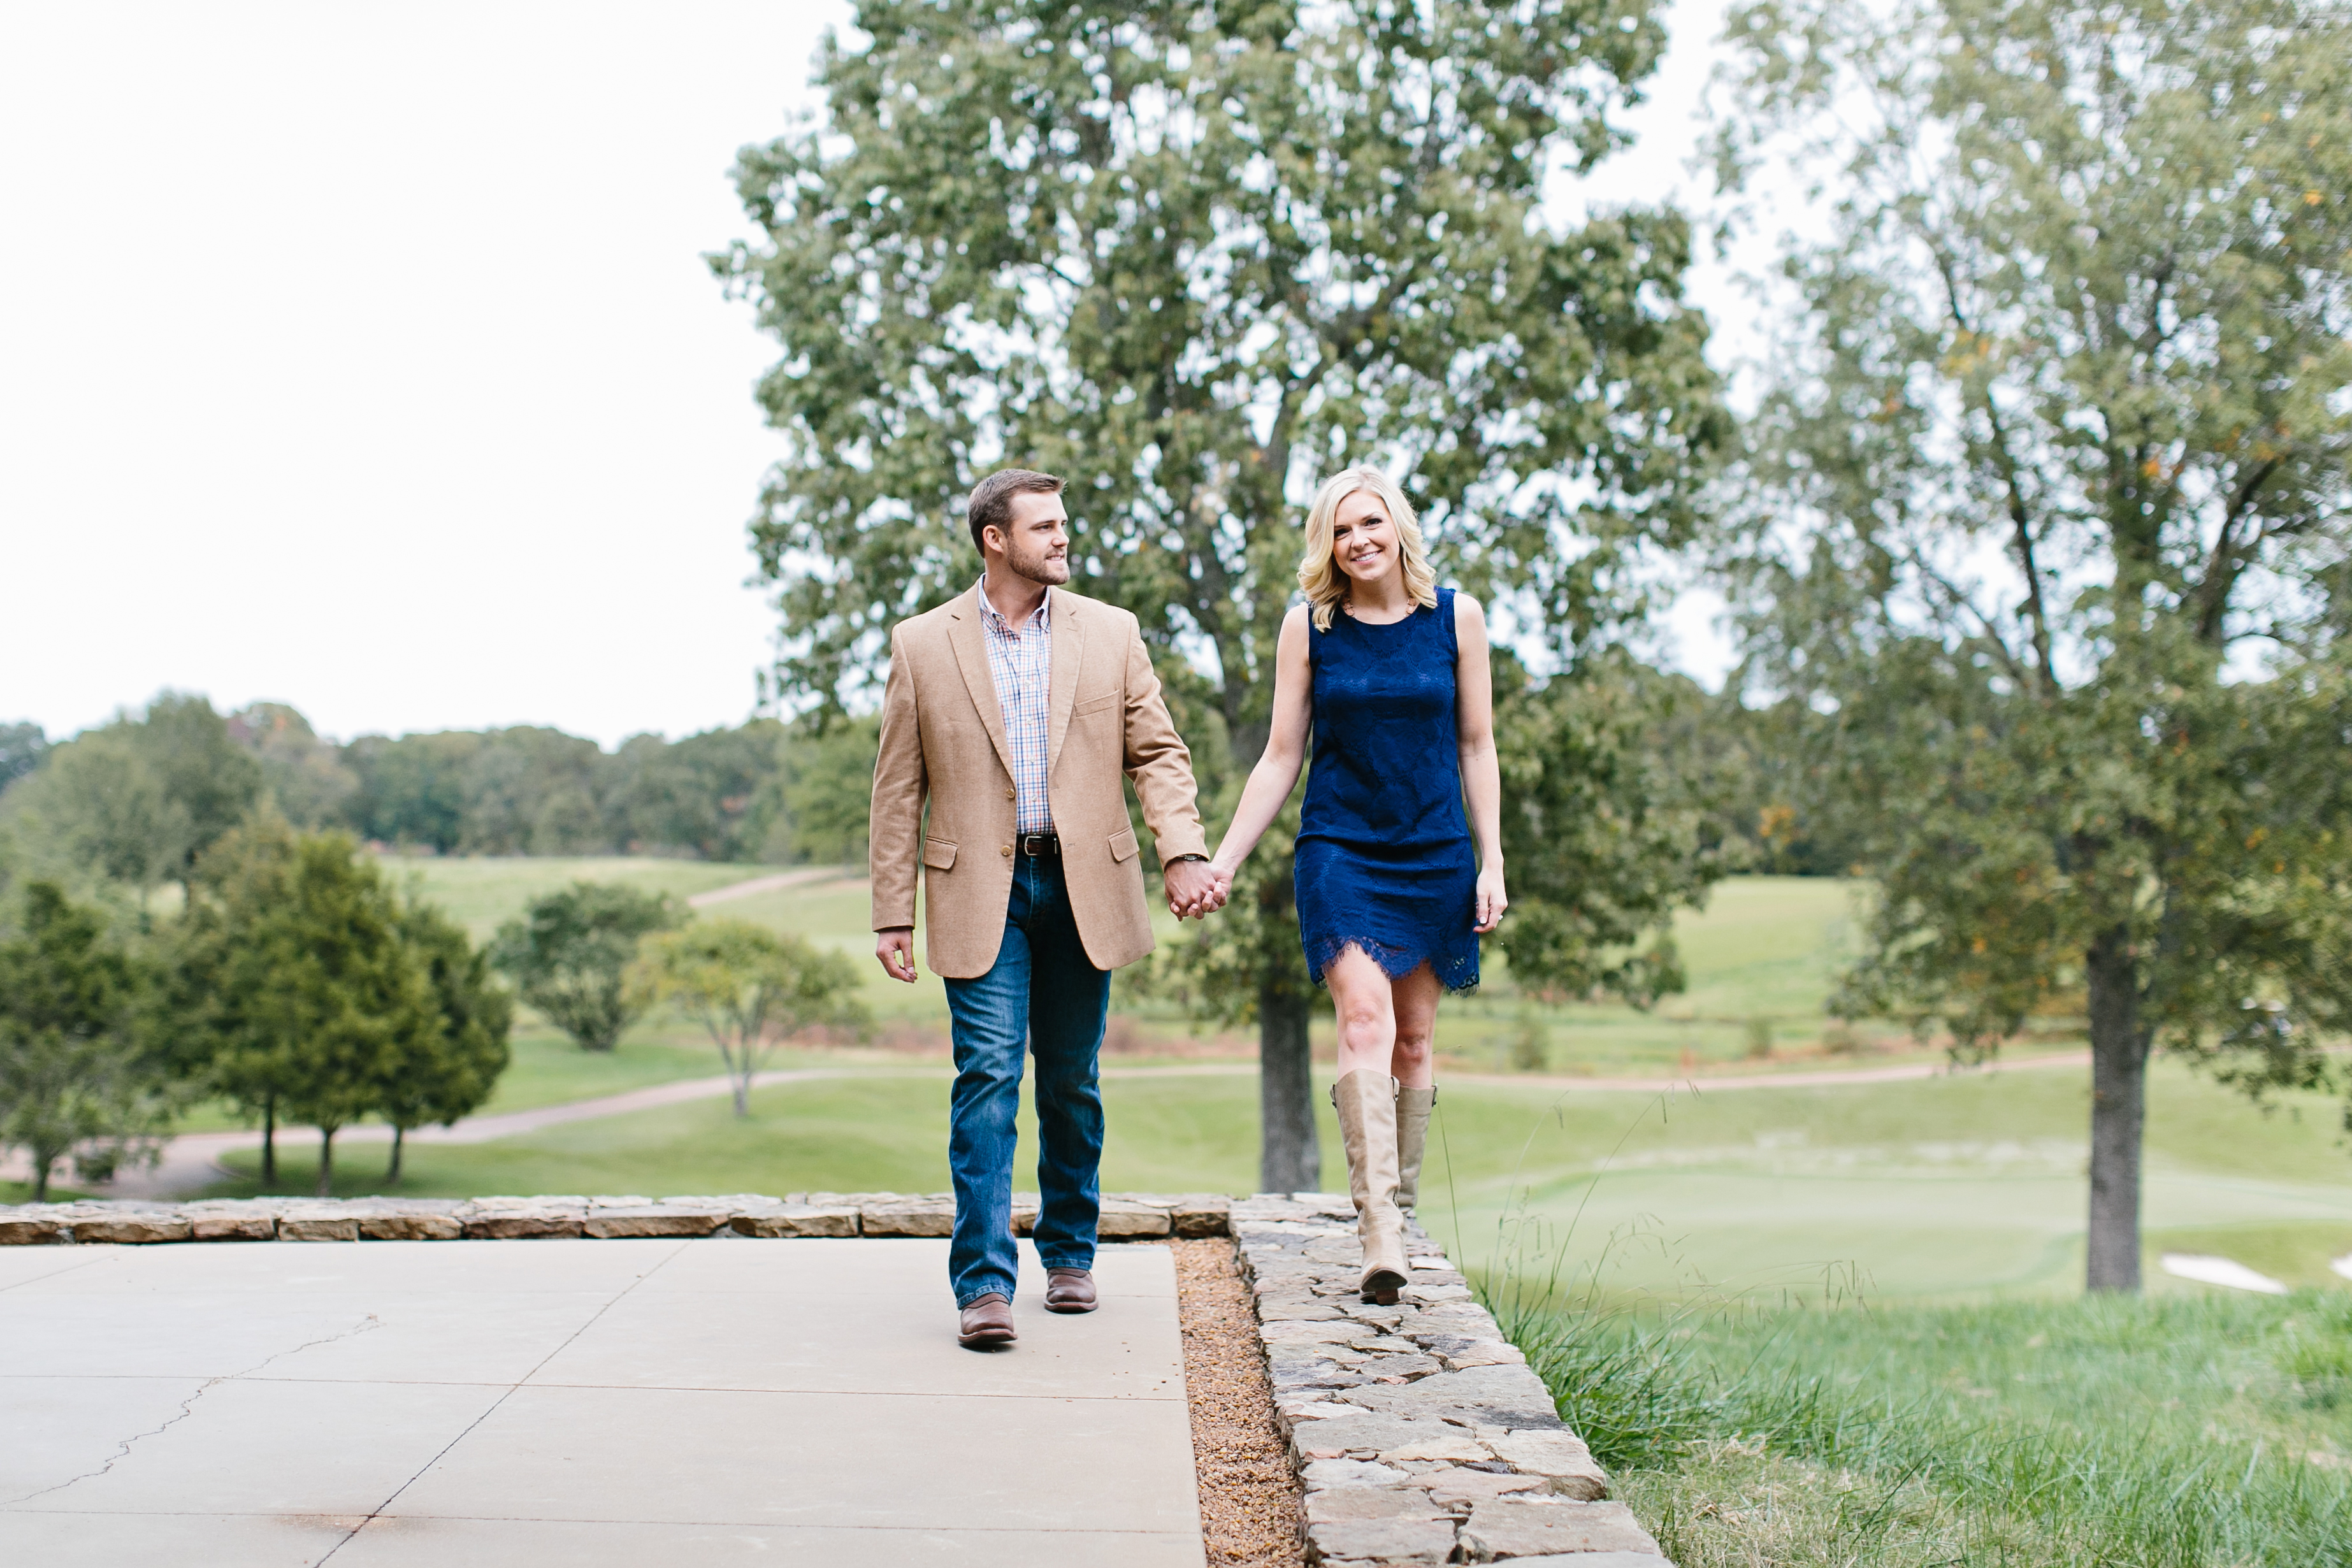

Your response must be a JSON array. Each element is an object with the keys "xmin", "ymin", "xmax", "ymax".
[{"xmin": 1174, "ymin": 1235, "xmax": 1306, "ymax": 1567}]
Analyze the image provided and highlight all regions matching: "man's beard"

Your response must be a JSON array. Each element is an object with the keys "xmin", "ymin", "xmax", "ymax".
[{"xmin": 1006, "ymin": 540, "xmax": 1072, "ymax": 586}]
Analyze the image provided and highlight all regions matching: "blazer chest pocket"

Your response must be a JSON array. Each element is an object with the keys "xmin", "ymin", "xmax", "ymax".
[
  {"xmin": 923, "ymin": 837, "xmax": 958, "ymax": 870},
  {"xmin": 1108, "ymin": 828, "xmax": 1139, "ymax": 863},
  {"xmin": 1074, "ymin": 690, "xmax": 1120, "ymax": 717}
]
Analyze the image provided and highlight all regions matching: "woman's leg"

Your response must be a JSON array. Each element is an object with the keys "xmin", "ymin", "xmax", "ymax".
[
  {"xmin": 1325, "ymin": 946, "xmax": 1410, "ymax": 1300},
  {"xmin": 1383, "ymin": 963, "xmax": 1441, "ymax": 1212},
  {"xmin": 1327, "ymin": 945, "xmax": 1399, "ymax": 1074},
  {"xmin": 1388, "ymin": 963, "xmax": 1439, "ymax": 1086},
  {"xmin": 1329, "ymin": 953, "xmax": 1439, "ymax": 1082}
]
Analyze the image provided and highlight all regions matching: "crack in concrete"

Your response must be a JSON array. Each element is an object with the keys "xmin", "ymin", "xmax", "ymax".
[
  {"xmin": 0, "ymin": 1253, "xmax": 107, "ymax": 1295},
  {"xmin": 314, "ymin": 1239, "xmax": 694, "ymax": 1562},
  {"xmin": 3, "ymin": 1312, "xmax": 384, "ymax": 1507}
]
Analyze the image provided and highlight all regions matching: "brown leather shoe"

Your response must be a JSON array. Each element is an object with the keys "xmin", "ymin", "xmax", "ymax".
[
  {"xmin": 1044, "ymin": 1267, "xmax": 1099, "ymax": 1313},
  {"xmin": 957, "ymin": 1293, "xmax": 1017, "ymax": 1349}
]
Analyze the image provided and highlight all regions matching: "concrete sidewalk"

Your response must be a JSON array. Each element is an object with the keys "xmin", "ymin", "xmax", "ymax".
[{"xmin": 0, "ymin": 1237, "xmax": 1203, "ymax": 1565}]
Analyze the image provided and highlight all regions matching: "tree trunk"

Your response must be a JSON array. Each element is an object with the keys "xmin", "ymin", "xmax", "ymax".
[
  {"xmin": 261, "ymin": 1097, "xmax": 277, "ymax": 1185},
  {"xmin": 2085, "ymin": 926, "xmax": 2151, "ymax": 1293},
  {"xmin": 31, "ymin": 1152, "xmax": 54, "ymax": 1202},
  {"xmin": 385, "ymin": 1125, "xmax": 405, "ymax": 1185},
  {"xmin": 1259, "ymin": 981, "xmax": 1319, "ymax": 1195},
  {"xmin": 315, "ymin": 1126, "xmax": 336, "ymax": 1198},
  {"xmin": 731, "ymin": 1062, "xmax": 751, "ymax": 1119}
]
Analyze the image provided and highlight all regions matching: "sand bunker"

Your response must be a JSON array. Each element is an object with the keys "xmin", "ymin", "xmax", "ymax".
[{"xmin": 2159, "ymin": 1252, "xmax": 2290, "ymax": 1294}]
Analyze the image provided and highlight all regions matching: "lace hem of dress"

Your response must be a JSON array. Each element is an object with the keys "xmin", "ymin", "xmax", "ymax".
[{"xmin": 1305, "ymin": 933, "xmax": 1480, "ymax": 995}]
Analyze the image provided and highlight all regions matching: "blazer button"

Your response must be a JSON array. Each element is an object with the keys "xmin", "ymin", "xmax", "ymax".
[
  {"xmin": 1005, "ymin": 788, "xmax": 1016, "ymax": 800},
  {"xmin": 1000, "ymin": 845, "xmax": 1013, "ymax": 858}
]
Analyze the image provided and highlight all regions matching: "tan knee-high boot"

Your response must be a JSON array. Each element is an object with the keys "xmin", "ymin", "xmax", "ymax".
[
  {"xmin": 1332, "ymin": 1069, "xmax": 1408, "ymax": 1304},
  {"xmin": 1394, "ymin": 1084, "xmax": 1436, "ymax": 1214}
]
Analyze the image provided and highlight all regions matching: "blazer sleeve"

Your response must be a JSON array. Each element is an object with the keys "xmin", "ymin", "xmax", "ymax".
[
  {"xmin": 1120, "ymin": 615, "xmax": 1209, "ymax": 863},
  {"xmin": 869, "ymin": 625, "xmax": 927, "ymax": 931}
]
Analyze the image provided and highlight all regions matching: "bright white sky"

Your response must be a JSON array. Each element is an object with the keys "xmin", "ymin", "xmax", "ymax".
[{"xmin": 2, "ymin": 0, "xmax": 1740, "ymax": 749}]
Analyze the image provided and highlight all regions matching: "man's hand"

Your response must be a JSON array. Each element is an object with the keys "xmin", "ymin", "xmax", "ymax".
[
  {"xmin": 1164, "ymin": 858, "xmax": 1227, "ymax": 919},
  {"xmin": 876, "ymin": 927, "xmax": 918, "ymax": 983}
]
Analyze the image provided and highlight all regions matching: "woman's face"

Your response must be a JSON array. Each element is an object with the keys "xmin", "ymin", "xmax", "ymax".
[{"xmin": 1330, "ymin": 489, "xmax": 1399, "ymax": 589}]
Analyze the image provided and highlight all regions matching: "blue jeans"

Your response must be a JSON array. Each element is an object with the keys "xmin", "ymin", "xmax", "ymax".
[{"xmin": 943, "ymin": 852, "xmax": 1111, "ymax": 1307}]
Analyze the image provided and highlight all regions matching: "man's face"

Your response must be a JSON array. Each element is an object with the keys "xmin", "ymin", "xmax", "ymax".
[{"xmin": 990, "ymin": 491, "xmax": 1072, "ymax": 586}]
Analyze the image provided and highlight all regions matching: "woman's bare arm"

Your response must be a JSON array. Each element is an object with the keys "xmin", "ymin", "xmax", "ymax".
[
  {"xmin": 1455, "ymin": 594, "xmax": 1508, "ymax": 933},
  {"xmin": 1211, "ymin": 605, "xmax": 1314, "ymax": 879}
]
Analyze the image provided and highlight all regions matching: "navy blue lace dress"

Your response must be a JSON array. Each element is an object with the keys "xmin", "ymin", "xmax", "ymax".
[{"xmin": 1294, "ymin": 587, "xmax": 1480, "ymax": 991}]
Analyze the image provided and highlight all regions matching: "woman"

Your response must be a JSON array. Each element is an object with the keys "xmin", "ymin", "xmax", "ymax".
[{"xmin": 1209, "ymin": 466, "xmax": 1506, "ymax": 1304}]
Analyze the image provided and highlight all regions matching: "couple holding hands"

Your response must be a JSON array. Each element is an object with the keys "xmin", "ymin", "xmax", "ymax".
[{"xmin": 870, "ymin": 466, "xmax": 1505, "ymax": 1348}]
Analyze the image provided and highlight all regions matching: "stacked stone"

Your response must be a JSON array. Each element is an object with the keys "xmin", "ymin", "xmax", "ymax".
[
  {"xmin": 1232, "ymin": 1195, "xmax": 1673, "ymax": 1567},
  {"xmin": 0, "ymin": 1192, "xmax": 1233, "ymax": 1244}
]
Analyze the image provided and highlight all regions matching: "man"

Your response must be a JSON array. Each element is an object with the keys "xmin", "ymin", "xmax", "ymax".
[{"xmin": 871, "ymin": 469, "xmax": 1227, "ymax": 1349}]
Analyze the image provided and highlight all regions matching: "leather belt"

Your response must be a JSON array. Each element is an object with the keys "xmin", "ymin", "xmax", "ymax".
[{"xmin": 1018, "ymin": 831, "xmax": 1061, "ymax": 858}]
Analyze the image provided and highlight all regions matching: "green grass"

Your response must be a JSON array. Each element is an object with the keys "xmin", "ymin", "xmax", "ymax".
[
  {"xmin": 1416, "ymin": 1057, "xmax": 2352, "ymax": 1302},
  {"xmin": 1498, "ymin": 1287, "xmax": 2352, "ymax": 1566},
  {"xmin": 1440, "ymin": 875, "xmax": 1884, "ymax": 1073},
  {"xmin": 205, "ymin": 1068, "xmax": 1352, "ymax": 1199},
  {"xmin": 167, "ymin": 1021, "xmax": 769, "ymax": 1133},
  {"xmin": 193, "ymin": 1051, "xmax": 2352, "ymax": 1311},
  {"xmin": 379, "ymin": 854, "xmax": 782, "ymax": 941}
]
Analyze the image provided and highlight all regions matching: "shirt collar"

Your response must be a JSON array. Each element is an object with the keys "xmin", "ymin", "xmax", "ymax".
[{"xmin": 974, "ymin": 577, "xmax": 1051, "ymax": 635}]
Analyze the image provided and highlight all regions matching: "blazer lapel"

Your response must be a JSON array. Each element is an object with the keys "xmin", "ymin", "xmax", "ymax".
[
  {"xmin": 1046, "ymin": 589, "xmax": 1085, "ymax": 778},
  {"xmin": 947, "ymin": 589, "xmax": 1018, "ymax": 785}
]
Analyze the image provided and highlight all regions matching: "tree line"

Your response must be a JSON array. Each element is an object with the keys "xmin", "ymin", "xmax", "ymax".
[{"xmin": 0, "ymin": 696, "xmax": 885, "ymax": 894}]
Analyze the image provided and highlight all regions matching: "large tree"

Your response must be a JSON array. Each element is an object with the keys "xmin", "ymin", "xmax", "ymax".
[
  {"xmin": 180, "ymin": 817, "xmax": 442, "ymax": 1195},
  {"xmin": 633, "ymin": 919, "xmax": 869, "ymax": 1118},
  {"xmin": 1715, "ymin": 0, "xmax": 2352, "ymax": 1288},
  {"xmin": 491, "ymin": 882, "xmax": 684, "ymax": 1053},
  {"xmin": 718, "ymin": 0, "xmax": 1728, "ymax": 1188},
  {"xmin": 227, "ymin": 702, "xmax": 362, "ymax": 831},
  {"xmin": 375, "ymin": 896, "xmax": 512, "ymax": 1184},
  {"xmin": 0, "ymin": 693, "xmax": 262, "ymax": 902},
  {"xmin": 0, "ymin": 882, "xmax": 173, "ymax": 1200},
  {"xmin": 0, "ymin": 722, "xmax": 46, "ymax": 795}
]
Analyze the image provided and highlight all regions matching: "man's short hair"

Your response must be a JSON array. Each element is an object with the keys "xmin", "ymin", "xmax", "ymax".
[{"xmin": 966, "ymin": 469, "xmax": 1065, "ymax": 556}]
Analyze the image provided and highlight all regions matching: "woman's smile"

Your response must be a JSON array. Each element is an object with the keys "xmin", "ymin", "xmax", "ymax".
[{"xmin": 1333, "ymin": 508, "xmax": 1396, "ymax": 580}]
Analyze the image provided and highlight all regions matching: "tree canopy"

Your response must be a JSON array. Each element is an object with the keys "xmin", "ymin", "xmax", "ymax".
[
  {"xmin": 491, "ymin": 881, "xmax": 686, "ymax": 1054},
  {"xmin": 633, "ymin": 919, "xmax": 869, "ymax": 1118},
  {"xmin": 0, "ymin": 693, "xmax": 261, "ymax": 900},
  {"xmin": 180, "ymin": 817, "xmax": 455, "ymax": 1195},
  {"xmin": 0, "ymin": 882, "xmax": 171, "ymax": 1200},
  {"xmin": 377, "ymin": 896, "xmax": 514, "ymax": 1183}
]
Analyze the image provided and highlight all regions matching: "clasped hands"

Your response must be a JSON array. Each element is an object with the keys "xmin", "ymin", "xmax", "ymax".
[
  {"xmin": 1164, "ymin": 858, "xmax": 1232, "ymax": 921},
  {"xmin": 876, "ymin": 858, "xmax": 1232, "ymax": 983}
]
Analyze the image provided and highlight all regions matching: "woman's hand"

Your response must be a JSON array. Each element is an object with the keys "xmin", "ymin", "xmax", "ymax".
[{"xmin": 1473, "ymin": 866, "xmax": 1508, "ymax": 933}]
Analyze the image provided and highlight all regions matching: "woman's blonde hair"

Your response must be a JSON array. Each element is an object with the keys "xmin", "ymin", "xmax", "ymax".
[{"xmin": 1297, "ymin": 466, "xmax": 1439, "ymax": 631}]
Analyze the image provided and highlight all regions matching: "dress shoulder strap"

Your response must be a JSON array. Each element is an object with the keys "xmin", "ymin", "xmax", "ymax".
[{"xmin": 1436, "ymin": 587, "xmax": 1458, "ymax": 659}]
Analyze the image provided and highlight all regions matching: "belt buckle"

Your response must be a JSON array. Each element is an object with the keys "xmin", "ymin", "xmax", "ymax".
[{"xmin": 1022, "ymin": 832, "xmax": 1054, "ymax": 858}]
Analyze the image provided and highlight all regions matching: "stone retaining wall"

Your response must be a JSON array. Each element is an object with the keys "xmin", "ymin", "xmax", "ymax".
[
  {"xmin": 1233, "ymin": 1194, "xmax": 1673, "ymax": 1567},
  {"xmin": 0, "ymin": 1191, "xmax": 1232, "ymax": 1244}
]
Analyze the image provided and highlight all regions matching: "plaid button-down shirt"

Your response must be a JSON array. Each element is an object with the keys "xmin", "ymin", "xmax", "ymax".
[{"xmin": 977, "ymin": 580, "xmax": 1055, "ymax": 834}]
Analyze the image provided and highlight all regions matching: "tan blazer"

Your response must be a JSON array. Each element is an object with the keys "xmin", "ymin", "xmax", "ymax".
[{"xmin": 869, "ymin": 585, "xmax": 1209, "ymax": 979}]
